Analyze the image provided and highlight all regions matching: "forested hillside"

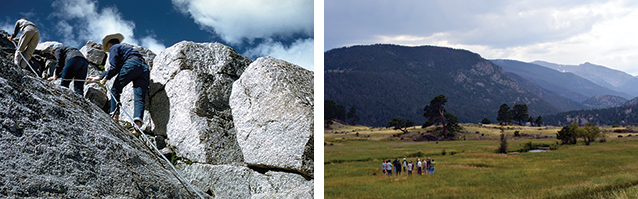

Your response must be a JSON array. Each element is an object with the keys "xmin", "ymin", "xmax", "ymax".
[{"xmin": 325, "ymin": 44, "xmax": 559, "ymax": 126}]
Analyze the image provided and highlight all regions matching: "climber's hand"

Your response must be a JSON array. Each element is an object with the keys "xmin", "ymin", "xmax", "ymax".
[{"xmin": 86, "ymin": 76, "xmax": 101, "ymax": 84}]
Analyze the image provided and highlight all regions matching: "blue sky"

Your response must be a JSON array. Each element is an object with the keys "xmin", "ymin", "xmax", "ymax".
[
  {"xmin": 326, "ymin": 0, "xmax": 638, "ymax": 75},
  {"xmin": 1, "ymin": 0, "xmax": 314, "ymax": 70}
]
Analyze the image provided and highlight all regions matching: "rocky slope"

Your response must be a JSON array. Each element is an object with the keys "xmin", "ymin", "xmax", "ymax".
[
  {"xmin": 0, "ymin": 40, "xmax": 202, "ymax": 198},
  {"xmin": 0, "ymin": 33, "xmax": 314, "ymax": 197},
  {"xmin": 582, "ymin": 95, "xmax": 628, "ymax": 109}
]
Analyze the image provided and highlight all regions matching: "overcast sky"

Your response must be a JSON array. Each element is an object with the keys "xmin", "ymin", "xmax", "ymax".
[
  {"xmin": 1, "ymin": 0, "xmax": 313, "ymax": 70},
  {"xmin": 326, "ymin": 0, "xmax": 638, "ymax": 75}
]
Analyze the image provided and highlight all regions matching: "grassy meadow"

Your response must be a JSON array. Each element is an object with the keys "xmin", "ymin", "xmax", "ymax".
[{"xmin": 324, "ymin": 123, "xmax": 638, "ymax": 198}]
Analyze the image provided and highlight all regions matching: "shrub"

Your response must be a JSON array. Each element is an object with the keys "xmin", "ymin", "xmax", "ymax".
[
  {"xmin": 356, "ymin": 132, "xmax": 359, "ymax": 137},
  {"xmin": 514, "ymin": 131, "xmax": 521, "ymax": 137},
  {"xmin": 450, "ymin": 151, "xmax": 457, "ymax": 156},
  {"xmin": 612, "ymin": 124, "xmax": 619, "ymax": 128},
  {"xmin": 600, "ymin": 137, "xmax": 607, "ymax": 142},
  {"xmin": 481, "ymin": 133, "xmax": 485, "ymax": 137},
  {"xmin": 629, "ymin": 134, "xmax": 633, "ymax": 137},
  {"xmin": 441, "ymin": 149, "xmax": 446, "ymax": 156},
  {"xmin": 618, "ymin": 135, "xmax": 623, "ymax": 138},
  {"xmin": 481, "ymin": 118, "xmax": 491, "ymax": 124},
  {"xmin": 499, "ymin": 133, "xmax": 508, "ymax": 153}
]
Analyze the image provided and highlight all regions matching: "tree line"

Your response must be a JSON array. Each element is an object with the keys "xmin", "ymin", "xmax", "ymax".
[
  {"xmin": 324, "ymin": 100, "xmax": 359, "ymax": 125},
  {"xmin": 485, "ymin": 103, "xmax": 542, "ymax": 126}
]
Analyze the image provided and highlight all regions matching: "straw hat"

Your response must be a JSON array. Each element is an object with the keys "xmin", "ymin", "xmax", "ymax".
[{"xmin": 102, "ymin": 33, "xmax": 124, "ymax": 52}]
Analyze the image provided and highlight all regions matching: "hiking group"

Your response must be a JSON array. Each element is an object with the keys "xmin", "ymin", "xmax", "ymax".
[
  {"xmin": 8, "ymin": 18, "xmax": 150, "ymax": 136},
  {"xmin": 382, "ymin": 157, "xmax": 435, "ymax": 177}
]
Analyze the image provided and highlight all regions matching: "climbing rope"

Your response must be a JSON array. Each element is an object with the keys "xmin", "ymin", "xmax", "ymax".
[
  {"xmin": 103, "ymin": 83, "xmax": 206, "ymax": 199},
  {"xmin": 10, "ymin": 40, "xmax": 39, "ymax": 77},
  {"xmin": 59, "ymin": 78, "xmax": 88, "ymax": 82}
]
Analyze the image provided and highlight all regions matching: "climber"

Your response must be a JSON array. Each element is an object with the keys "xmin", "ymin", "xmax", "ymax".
[
  {"xmin": 7, "ymin": 18, "xmax": 40, "ymax": 70},
  {"xmin": 87, "ymin": 33, "xmax": 149, "ymax": 136},
  {"xmin": 47, "ymin": 44, "xmax": 89, "ymax": 95}
]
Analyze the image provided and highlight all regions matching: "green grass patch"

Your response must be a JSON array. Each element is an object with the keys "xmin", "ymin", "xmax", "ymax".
[{"xmin": 325, "ymin": 124, "xmax": 638, "ymax": 198}]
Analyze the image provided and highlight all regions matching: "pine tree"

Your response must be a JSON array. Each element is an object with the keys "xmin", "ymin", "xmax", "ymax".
[{"xmin": 497, "ymin": 103, "xmax": 511, "ymax": 125}]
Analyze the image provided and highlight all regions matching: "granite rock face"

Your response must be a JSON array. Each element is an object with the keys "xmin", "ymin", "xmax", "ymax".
[
  {"xmin": 0, "ymin": 48, "xmax": 202, "ymax": 198},
  {"xmin": 79, "ymin": 40, "xmax": 106, "ymax": 67},
  {"xmin": 0, "ymin": 36, "xmax": 315, "ymax": 198},
  {"xmin": 149, "ymin": 41, "xmax": 252, "ymax": 165},
  {"xmin": 149, "ymin": 43, "xmax": 314, "ymax": 198},
  {"xmin": 230, "ymin": 57, "xmax": 314, "ymax": 177},
  {"xmin": 177, "ymin": 163, "xmax": 313, "ymax": 199}
]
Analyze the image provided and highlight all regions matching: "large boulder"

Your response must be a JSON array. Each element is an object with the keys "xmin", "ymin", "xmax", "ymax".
[
  {"xmin": 230, "ymin": 57, "xmax": 314, "ymax": 177},
  {"xmin": 79, "ymin": 40, "xmax": 106, "ymax": 66},
  {"xmin": 0, "ymin": 50, "xmax": 205, "ymax": 198},
  {"xmin": 149, "ymin": 41, "xmax": 252, "ymax": 165}
]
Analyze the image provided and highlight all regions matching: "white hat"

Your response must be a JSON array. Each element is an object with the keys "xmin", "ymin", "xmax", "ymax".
[{"xmin": 102, "ymin": 33, "xmax": 124, "ymax": 52}]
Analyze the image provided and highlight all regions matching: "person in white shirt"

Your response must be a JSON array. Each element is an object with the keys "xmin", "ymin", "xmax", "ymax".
[
  {"xmin": 386, "ymin": 160, "xmax": 393, "ymax": 176},
  {"xmin": 407, "ymin": 161, "xmax": 413, "ymax": 176}
]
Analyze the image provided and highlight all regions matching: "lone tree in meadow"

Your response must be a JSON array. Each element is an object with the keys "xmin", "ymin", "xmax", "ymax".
[
  {"xmin": 581, "ymin": 123, "xmax": 600, "ymax": 145},
  {"xmin": 387, "ymin": 117, "xmax": 414, "ymax": 133},
  {"xmin": 535, "ymin": 116, "xmax": 543, "ymax": 127},
  {"xmin": 528, "ymin": 116, "xmax": 534, "ymax": 126},
  {"xmin": 510, "ymin": 104, "xmax": 529, "ymax": 125},
  {"xmin": 557, "ymin": 122, "xmax": 579, "ymax": 145},
  {"xmin": 497, "ymin": 103, "xmax": 511, "ymax": 125},
  {"xmin": 557, "ymin": 122, "xmax": 600, "ymax": 145},
  {"xmin": 423, "ymin": 94, "xmax": 462, "ymax": 139}
]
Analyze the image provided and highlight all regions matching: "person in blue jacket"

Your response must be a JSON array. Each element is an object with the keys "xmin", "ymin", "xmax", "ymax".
[
  {"xmin": 47, "ymin": 44, "xmax": 88, "ymax": 95},
  {"xmin": 87, "ymin": 33, "xmax": 149, "ymax": 136}
]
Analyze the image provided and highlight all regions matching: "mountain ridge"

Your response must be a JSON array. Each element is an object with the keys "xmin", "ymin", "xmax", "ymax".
[
  {"xmin": 532, "ymin": 60, "xmax": 638, "ymax": 97},
  {"xmin": 325, "ymin": 44, "xmax": 560, "ymax": 126}
]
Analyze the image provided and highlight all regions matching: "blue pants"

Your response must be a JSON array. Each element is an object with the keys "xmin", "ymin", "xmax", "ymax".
[
  {"xmin": 110, "ymin": 58, "xmax": 149, "ymax": 122},
  {"xmin": 61, "ymin": 57, "xmax": 88, "ymax": 95}
]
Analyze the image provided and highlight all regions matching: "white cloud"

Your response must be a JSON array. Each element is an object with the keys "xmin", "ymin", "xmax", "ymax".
[
  {"xmin": 0, "ymin": 20, "xmax": 13, "ymax": 35},
  {"xmin": 51, "ymin": 0, "xmax": 165, "ymax": 52},
  {"xmin": 172, "ymin": 0, "xmax": 313, "ymax": 45},
  {"xmin": 244, "ymin": 38, "xmax": 314, "ymax": 71},
  {"xmin": 56, "ymin": 21, "xmax": 78, "ymax": 46},
  {"xmin": 140, "ymin": 35, "xmax": 167, "ymax": 55},
  {"xmin": 330, "ymin": 0, "xmax": 638, "ymax": 75}
]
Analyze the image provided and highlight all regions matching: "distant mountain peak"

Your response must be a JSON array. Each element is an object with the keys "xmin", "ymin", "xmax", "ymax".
[{"xmin": 532, "ymin": 60, "xmax": 638, "ymax": 96}]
